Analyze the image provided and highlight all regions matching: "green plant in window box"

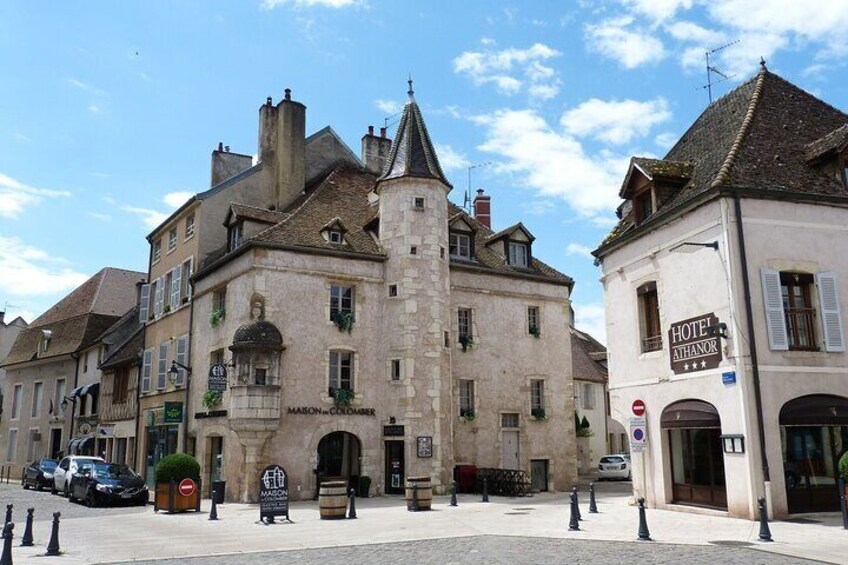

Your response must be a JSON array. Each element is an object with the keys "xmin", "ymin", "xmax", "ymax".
[
  {"xmin": 460, "ymin": 408, "xmax": 476, "ymax": 421},
  {"xmin": 163, "ymin": 305, "xmax": 171, "ymax": 313},
  {"xmin": 181, "ymin": 296, "xmax": 189, "ymax": 304},
  {"xmin": 331, "ymin": 311, "xmax": 355, "ymax": 333},
  {"xmin": 202, "ymin": 390, "xmax": 222, "ymax": 410},
  {"xmin": 148, "ymin": 313, "xmax": 155, "ymax": 321},
  {"xmin": 332, "ymin": 388, "xmax": 354, "ymax": 407},
  {"xmin": 459, "ymin": 333, "xmax": 474, "ymax": 352},
  {"xmin": 575, "ymin": 412, "xmax": 594, "ymax": 436},
  {"xmin": 531, "ymin": 407, "xmax": 546, "ymax": 420},
  {"xmin": 209, "ymin": 308, "xmax": 226, "ymax": 327},
  {"xmin": 529, "ymin": 325, "xmax": 541, "ymax": 338}
]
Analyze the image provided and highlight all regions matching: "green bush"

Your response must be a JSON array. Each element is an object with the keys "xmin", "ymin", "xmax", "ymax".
[
  {"xmin": 154, "ymin": 453, "xmax": 200, "ymax": 483},
  {"xmin": 839, "ymin": 451, "xmax": 848, "ymax": 482}
]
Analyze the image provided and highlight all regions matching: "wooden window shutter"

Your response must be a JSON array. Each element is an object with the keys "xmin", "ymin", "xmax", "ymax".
[
  {"xmin": 170, "ymin": 265, "xmax": 182, "ymax": 308},
  {"xmin": 139, "ymin": 284, "xmax": 150, "ymax": 322},
  {"xmin": 760, "ymin": 268, "xmax": 788, "ymax": 351},
  {"xmin": 141, "ymin": 349, "xmax": 153, "ymax": 393},
  {"xmin": 175, "ymin": 335, "xmax": 189, "ymax": 385},
  {"xmin": 817, "ymin": 271, "xmax": 845, "ymax": 352}
]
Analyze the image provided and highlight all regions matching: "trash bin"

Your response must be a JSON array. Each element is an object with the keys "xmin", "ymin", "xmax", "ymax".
[{"xmin": 212, "ymin": 480, "xmax": 226, "ymax": 504}]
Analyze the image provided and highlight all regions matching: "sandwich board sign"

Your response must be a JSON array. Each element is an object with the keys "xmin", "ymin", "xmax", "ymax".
[{"xmin": 259, "ymin": 464, "xmax": 292, "ymax": 524}]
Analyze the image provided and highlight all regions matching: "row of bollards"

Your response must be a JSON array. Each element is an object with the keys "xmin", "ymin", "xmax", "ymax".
[{"xmin": 0, "ymin": 510, "xmax": 62, "ymax": 563}]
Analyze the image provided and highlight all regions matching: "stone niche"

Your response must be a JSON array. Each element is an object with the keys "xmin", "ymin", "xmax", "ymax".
[{"xmin": 227, "ymin": 320, "xmax": 284, "ymax": 432}]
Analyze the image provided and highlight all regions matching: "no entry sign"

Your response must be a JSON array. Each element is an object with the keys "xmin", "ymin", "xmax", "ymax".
[
  {"xmin": 632, "ymin": 399, "xmax": 646, "ymax": 417},
  {"xmin": 178, "ymin": 478, "xmax": 196, "ymax": 497}
]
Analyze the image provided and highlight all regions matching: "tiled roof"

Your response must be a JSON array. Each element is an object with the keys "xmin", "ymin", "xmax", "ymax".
[
  {"xmin": 571, "ymin": 327, "xmax": 607, "ymax": 384},
  {"xmin": 99, "ymin": 326, "xmax": 144, "ymax": 370},
  {"xmin": 2, "ymin": 313, "xmax": 120, "ymax": 367},
  {"xmin": 96, "ymin": 307, "xmax": 143, "ymax": 369},
  {"xmin": 597, "ymin": 69, "xmax": 848, "ymax": 254},
  {"xmin": 804, "ymin": 124, "xmax": 848, "ymax": 163},
  {"xmin": 377, "ymin": 91, "xmax": 451, "ymax": 188},
  {"xmin": 227, "ymin": 203, "xmax": 289, "ymax": 225},
  {"xmin": 632, "ymin": 157, "xmax": 693, "ymax": 180},
  {"xmin": 232, "ymin": 321, "xmax": 283, "ymax": 348}
]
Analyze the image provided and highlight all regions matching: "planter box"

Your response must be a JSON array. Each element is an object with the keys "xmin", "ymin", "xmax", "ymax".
[{"xmin": 154, "ymin": 480, "xmax": 202, "ymax": 513}]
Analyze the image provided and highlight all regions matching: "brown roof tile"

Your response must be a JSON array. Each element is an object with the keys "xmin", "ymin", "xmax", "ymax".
[
  {"xmin": 571, "ymin": 327, "xmax": 607, "ymax": 384},
  {"xmin": 227, "ymin": 203, "xmax": 289, "ymax": 225}
]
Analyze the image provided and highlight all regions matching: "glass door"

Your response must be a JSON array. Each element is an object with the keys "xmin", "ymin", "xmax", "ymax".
[{"xmin": 782, "ymin": 425, "xmax": 847, "ymax": 513}]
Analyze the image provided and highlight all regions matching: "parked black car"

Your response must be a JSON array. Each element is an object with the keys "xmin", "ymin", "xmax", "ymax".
[
  {"xmin": 69, "ymin": 462, "xmax": 148, "ymax": 507},
  {"xmin": 22, "ymin": 458, "xmax": 58, "ymax": 491}
]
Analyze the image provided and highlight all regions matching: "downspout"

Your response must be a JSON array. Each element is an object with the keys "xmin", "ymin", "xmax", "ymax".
[
  {"xmin": 69, "ymin": 351, "xmax": 80, "ymax": 453},
  {"xmin": 732, "ymin": 193, "xmax": 770, "ymax": 485},
  {"xmin": 182, "ymin": 274, "xmax": 195, "ymax": 454},
  {"xmin": 133, "ymin": 352, "xmax": 142, "ymax": 470},
  {"xmin": 136, "ymin": 236, "xmax": 153, "ymax": 475}
]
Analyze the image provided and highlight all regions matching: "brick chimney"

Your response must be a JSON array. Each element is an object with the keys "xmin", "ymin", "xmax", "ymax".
[
  {"xmin": 473, "ymin": 189, "xmax": 491, "ymax": 228},
  {"xmin": 258, "ymin": 89, "xmax": 306, "ymax": 210},
  {"xmin": 361, "ymin": 125, "xmax": 392, "ymax": 174}
]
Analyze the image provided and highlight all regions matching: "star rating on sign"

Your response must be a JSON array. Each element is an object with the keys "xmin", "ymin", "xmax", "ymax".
[{"xmin": 683, "ymin": 363, "xmax": 690, "ymax": 371}]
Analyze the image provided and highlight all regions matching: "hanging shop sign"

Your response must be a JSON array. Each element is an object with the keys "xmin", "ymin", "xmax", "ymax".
[
  {"xmin": 286, "ymin": 406, "xmax": 376, "ymax": 416},
  {"xmin": 258, "ymin": 464, "xmax": 291, "ymax": 524},
  {"xmin": 668, "ymin": 312, "xmax": 723, "ymax": 375},
  {"xmin": 163, "ymin": 402, "xmax": 184, "ymax": 424},
  {"xmin": 208, "ymin": 364, "xmax": 228, "ymax": 392}
]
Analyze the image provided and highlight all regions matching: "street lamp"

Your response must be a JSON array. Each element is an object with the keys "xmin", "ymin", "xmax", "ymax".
[
  {"xmin": 168, "ymin": 361, "xmax": 192, "ymax": 386},
  {"xmin": 60, "ymin": 395, "xmax": 75, "ymax": 411}
]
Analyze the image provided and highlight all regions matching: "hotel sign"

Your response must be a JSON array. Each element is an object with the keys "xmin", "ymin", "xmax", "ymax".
[{"xmin": 668, "ymin": 312, "xmax": 722, "ymax": 375}]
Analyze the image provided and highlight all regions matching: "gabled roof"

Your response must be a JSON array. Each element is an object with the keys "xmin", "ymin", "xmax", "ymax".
[
  {"xmin": 376, "ymin": 87, "xmax": 451, "ymax": 189},
  {"xmin": 571, "ymin": 327, "xmax": 607, "ymax": 384},
  {"xmin": 620, "ymin": 157, "xmax": 692, "ymax": 198},
  {"xmin": 805, "ymin": 124, "xmax": 848, "ymax": 164},
  {"xmin": 486, "ymin": 222, "xmax": 536, "ymax": 244},
  {"xmin": 597, "ymin": 67, "xmax": 848, "ymax": 255},
  {"xmin": 98, "ymin": 307, "xmax": 144, "ymax": 370},
  {"xmin": 225, "ymin": 203, "xmax": 289, "ymax": 227},
  {"xmin": 2, "ymin": 314, "xmax": 120, "ymax": 367}
]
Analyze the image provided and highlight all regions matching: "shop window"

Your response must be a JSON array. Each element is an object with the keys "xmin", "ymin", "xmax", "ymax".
[
  {"xmin": 637, "ymin": 281, "xmax": 662, "ymax": 352},
  {"xmin": 459, "ymin": 380, "xmax": 475, "ymax": 418},
  {"xmin": 328, "ymin": 350, "xmax": 353, "ymax": 396}
]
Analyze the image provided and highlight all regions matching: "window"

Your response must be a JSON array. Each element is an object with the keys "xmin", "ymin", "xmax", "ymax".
[
  {"xmin": 157, "ymin": 342, "xmax": 169, "ymax": 391},
  {"xmin": 528, "ymin": 306, "xmax": 540, "ymax": 335},
  {"xmin": 141, "ymin": 349, "xmax": 153, "ymax": 393},
  {"xmin": 449, "ymin": 233, "xmax": 471, "ymax": 259},
  {"xmin": 531, "ymin": 380, "xmax": 544, "ymax": 411},
  {"xmin": 31, "ymin": 382, "xmax": 43, "ymax": 418},
  {"xmin": 410, "ymin": 246, "xmax": 417, "ymax": 255},
  {"xmin": 153, "ymin": 277, "xmax": 165, "ymax": 317},
  {"xmin": 501, "ymin": 413, "xmax": 519, "ymax": 428},
  {"xmin": 634, "ymin": 190, "xmax": 653, "ymax": 224},
  {"xmin": 254, "ymin": 368, "xmax": 267, "ymax": 385},
  {"xmin": 213, "ymin": 287, "xmax": 227, "ymax": 313},
  {"xmin": 11, "ymin": 384, "xmax": 21, "ymax": 420},
  {"xmin": 114, "ymin": 367, "xmax": 129, "ymax": 404},
  {"xmin": 329, "ymin": 285, "xmax": 354, "ymax": 321},
  {"xmin": 581, "ymin": 382, "xmax": 595, "ymax": 410},
  {"xmin": 152, "ymin": 239, "xmax": 162, "ymax": 263},
  {"xmin": 388, "ymin": 284, "xmax": 398, "ymax": 297},
  {"xmin": 440, "ymin": 247, "xmax": 445, "ymax": 259},
  {"xmin": 167, "ymin": 228, "xmax": 177, "ymax": 252},
  {"xmin": 459, "ymin": 380, "xmax": 474, "ymax": 417},
  {"xmin": 6, "ymin": 429, "xmax": 17, "ymax": 462},
  {"xmin": 228, "ymin": 222, "xmax": 244, "ymax": 251},
  {"xmin": 458, "ymin": 308, "xmax": 473, "ymax": 341},
  {"xmin": 779, "ymin": 272, "xmax": 817, "ymax": 350},
  {"xmin": 413, "ymin": 197, "xmax": 425, "ymax": 209},
  {"xmin": 79, "ymin": 395, "xmax": 87, "ymax": 416},
  {"xmin": 638, "ymin": 282, "xmax": 662, "ymax": 352},
  {"xmin": 169, "ymin": 265, "xmax": 182, "ymax": 310},
  {"xmin": 185, "ymin": 213, "xmax": 195, "ymax": 239},
  {"xmin": 54, "ymin": 379, "xmax": 66, "ymax": 417},
  {"xmin": 508, "ymin": 242, "xmax": 529, "ymax": 268},
  {"xmin": 391, "ymin": 359, "xmax": 401, "ymax": 381},
  {"xmin": 444, "ymin": 331, "xmax": 450, "ymax": 348},
  {"xmin": 328, "ymin": 351, "xmax": 353, "ymax": 395},
  {"xmin": 27, "ymin": 428, "xmax": 38, "ymax": 461},
  {"xmin": 328, "ymin": 231, "xmax": 343, "ymax": 244}
]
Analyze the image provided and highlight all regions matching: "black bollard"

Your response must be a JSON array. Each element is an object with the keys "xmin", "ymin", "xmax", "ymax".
[
  {"xmin": 20, "ymin": 508, "xmax": 33, "ymax": 547},
  {"xmin": 589, "ymin": 482, "xmax": 598, "ymax": 513},
  {"xmin": 0, "ymin": 522, "xmax": 13, "ymax": 565},
  {"xmin": 410, "ymin": 484, "xmax": 420, "ymax": 512},
  {"xmin": 568, "ymin": 490, "xmax": 580, "ymax": 531},
  {"xmin": 637, "ymin": 497, "xmax": 652, "ymax": 541},
  {"xmin": 450, "ymin": 480, "xmax": 458, "ymax": 507},
  {"xmin": 482, "ymin": 477, "xmax": 489, "ymax": 503},
  {"xmin": 209, "ymin": 488, "xmax": 218, "ymax": 521},
  {"xmin": 758, "ymin": 497, "xmax": 773, "ymax": 542},
  {"xmin": 573, "ymin": 487, "xmax": 582, "ymax": 521},
  {"xmin": 348, "ymin": 488, "xmax": 357, "ymax": 519},
  {"xmin": 45, "ymin": 512, "xmax": 60, "ymax": 556},
  {"xmin": 3, "ymin": 506, "xmax": 10, "ymax": 526}
]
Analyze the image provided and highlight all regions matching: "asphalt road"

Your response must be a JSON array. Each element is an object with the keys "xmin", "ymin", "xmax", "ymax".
[{"xmin": 0, "ymin": 481, "xmax": 149, "ymax": 521}]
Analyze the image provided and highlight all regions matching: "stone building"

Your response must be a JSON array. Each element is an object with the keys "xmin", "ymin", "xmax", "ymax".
[
  {"xmin": 188, "ymin": 85, "xmax": 577, "ymax": 502},
  {"xmin": 0, "ymin": 312, "xmax": 27, "ymax": 455},
  {"xmin": 594, "ymin": 63, "xmax": 848, "ymax": 518}
]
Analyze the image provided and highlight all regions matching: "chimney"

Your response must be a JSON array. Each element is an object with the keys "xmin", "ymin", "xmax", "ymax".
[
  {"xmin": 0, "ymin": 311, "xmax": 5, "ymax": 325},
  {"xmin": 361, "ymin": 124, "xmax": 393, "ymax": 174},
  {"xmin": 258, "ymin": 89, "xmax": 306, "ymax": 210},
  {"xmin": 210, "ymin": 141, "xmax": 253, "ymax": 187},
  {"xmin": 473, "ymin": 189, "xmax": 492, "ymax": 228}
]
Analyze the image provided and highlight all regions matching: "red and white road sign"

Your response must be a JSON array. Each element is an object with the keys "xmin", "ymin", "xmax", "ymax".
[
  {"xmin": 632, "ymin": 399, "xmax": 646, "ymax": 417},
  {"xmin": 178, "ymin": 478, "xmax": 196, "ymax": 497}
]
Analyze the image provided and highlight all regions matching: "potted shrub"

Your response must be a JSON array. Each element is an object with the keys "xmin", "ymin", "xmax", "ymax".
[
  {"xmin": 529, "ymin": 325, "xmax": 541, "ymax": 338},
  {"xmin": 333, "ymin": 388, "xmax": 354, "ymax": 407},
  {"xmin": 358, "ymin": 475, "xmax": 372, "ymax": 498},
  {"xmin": 210, "ymin": 308, "xmax": 226, "ymax": 327},
  {"xmin": 331, "ymin": 311, "xmax": 355, "ymax": 333},
  {"xmin": 154, "ymin": 453, "xmax": 202, "ymax": 513},
  {"xmin": 531, "ymin": 407, "xmax": 546, "ymax": 420},
  {"xmin": 202, "ymin": 390, "xmax": 222, "ymax": 410},
  {"xmin": 459, "ymin": 333, "xmax": 474, "ymax": 352},
  {"xmin": 460, "ymin": 408, "xmax": 476, "ymax": 422}
]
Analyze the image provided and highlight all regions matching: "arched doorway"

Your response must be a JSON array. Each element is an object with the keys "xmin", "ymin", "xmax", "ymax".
[
  {"xmin": 317, "ymin": 431, "xmax": 361, "ymax": 489},
  {"xmin": 662, "ymin": 399, "xmax": 727, "ymax": 509},
  {"xmin": 780, "ymin": 394, "xmax": 848, "ymax": 513}
]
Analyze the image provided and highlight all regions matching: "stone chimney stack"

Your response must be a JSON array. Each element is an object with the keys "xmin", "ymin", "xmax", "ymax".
[
  {"xmin": 361, "ymin": 125, "xmax": 393, "ymax": 174},
  {"xmin": 210, "ymin": 141, "xmax": 253, "ymax": 187},
  {"xmin": 258, "ymin": 89, "xmax": 306, "ymax": 210},
  {"xmin": 0, "ymin": 311, "xmax": 5, "ymax": 325},
  {"xmin": 473, "ymin": 189, "xmax": 491, "ymax": 228}
]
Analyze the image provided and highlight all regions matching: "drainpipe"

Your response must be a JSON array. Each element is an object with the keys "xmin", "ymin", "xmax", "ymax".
[
  {"xmin": 732, "ymin": 193, "xmax": 771, "ymax": 494},
  {"xmin": 70, "ymin": 351, "xmax": 80, "ymax": 454},
  {"xmin": 182, "ymin": 275, "xmax": 195, "ymax": 455}
]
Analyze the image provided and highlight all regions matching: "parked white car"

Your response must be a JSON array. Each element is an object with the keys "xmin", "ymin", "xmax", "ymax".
[
  {"xmin": 597, "ymin": 454, "xmax": 631, "ymax": 480},
  {"xmin": 52, "ymin": 455, "xmax": 104, "ymax": 496}
]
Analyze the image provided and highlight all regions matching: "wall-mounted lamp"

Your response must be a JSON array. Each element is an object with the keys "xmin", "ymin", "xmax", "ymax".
[
  {"xmin": 168, "ymin": 361, "xmax": 192, "ymax": 385},
  {"xmin": 388, "ymin": 416, "xmax": 396, "ymax": 425},
  {"xmin": 669, "ymin": 241, "xmax": 719, "ymax": 254},
  {"xmin": 721, "ymin": 434, "xmax": 745, "ymax": 454},
  {"xmin": 60, "ymin": 395, "xmax": 75, "ymax": 411},
  {"xmin": 707, "ymin": 322, "xmax": 729, "ymax": 339}
]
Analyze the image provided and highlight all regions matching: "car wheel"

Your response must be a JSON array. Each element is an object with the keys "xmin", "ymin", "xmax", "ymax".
[
  {"xmin": 51, "ymin": 482, "xmax": 58, "ymax": 495},
  {"xmin": 64, "ymin": 482, "xmax": 71, "ymax": 498},
  {"xmin": 22, "ymin": 480, "xmax": 29, "ymax": 490},
  {"xmin": 85, "ymin": 489, "xmax": 96, "ymax": 508}
]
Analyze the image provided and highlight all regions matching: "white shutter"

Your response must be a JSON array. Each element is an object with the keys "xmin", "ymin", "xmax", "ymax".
[
  {"xmin": 141, "ymin": 349, "xmax": 153, "ymax": 393},
  {"xmin": 170, "ymin": 265, "xmax": 182, "ymax": 308},
  {"xmin": 139, "ymin": 284, "xmax": 150, "ymax": 322},
  {"xmin": 153, "ymin": 278, "xmax": 163, "ymax": 317},
  {"xmin": 175, "ymin": 335, "xmax": 189, "ymax": 386},
  {"xmin": 157, "ymin": 342, "xmax": 168, "ymax": 390},
  {"xmin": 186, "ymin": 257, "xmax": 194, "ymax": 300},
  {"xmin": 817, "ymin": 271, "xmax": 845, "ymax": 352},
  {"xmin": 761, "ymin": 268, "xmax": 789, "ymax": 351}
]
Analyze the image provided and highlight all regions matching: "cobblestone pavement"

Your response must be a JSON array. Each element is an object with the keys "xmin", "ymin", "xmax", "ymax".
[
  {"xmin": 118, "ymin": 536, "xmax": 816, "ymax": 565},
  {"xmin": 0, "ymin": 482, "xmax": 148, "ymax": 520}
]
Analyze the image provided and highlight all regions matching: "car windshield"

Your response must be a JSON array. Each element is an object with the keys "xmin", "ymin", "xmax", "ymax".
[
  {"xmin": 600, "ymin": 456, "xmax": 624, "ymax": 464},
  {"xmin": 90, "ymin": 463, "xmax": 138, "ymax": 479},
  {"xmin": 40, "ymin": 459, "xmax": 58, "ymax": 470}
]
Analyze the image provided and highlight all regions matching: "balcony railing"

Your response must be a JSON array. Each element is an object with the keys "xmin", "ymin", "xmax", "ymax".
[
  {"xmin": 786, "ymin": 307, "xmax": 818, "ymax": 351},
  {"xmin": 641, "ymin": 334, "xmax": 663, "ymax": 353}
]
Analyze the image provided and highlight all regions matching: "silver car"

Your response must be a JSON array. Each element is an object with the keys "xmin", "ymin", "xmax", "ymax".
[
  {"xmin": 597, "ymin": 454, "xmax": 632, "ymax": 480},
  {"xmin": 52, "ymin": 455, "xmax": 105, "ymax": 496}
]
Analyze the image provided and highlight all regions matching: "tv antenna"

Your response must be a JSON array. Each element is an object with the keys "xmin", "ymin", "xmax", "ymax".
[
  {"xmin": 383, "ymin": 110, "xmax": 402, "ymax": 130},
  {"xmin": 700, "ymin": 40, "xmax": 739, "ymax": 104},
  {"xmin": 465, "ymin": 161, "xmax": 492, "ymax": 212}
]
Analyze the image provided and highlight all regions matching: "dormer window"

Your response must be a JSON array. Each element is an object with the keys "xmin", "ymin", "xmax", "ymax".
[
  {"xmin": 328, "ymin": 230, "xmax": 344, "ymax": 244},
  {"xmin": 508, "ymin": 241, "xmax": 529, "ymax": 268},
  {"xmin": 228, "ymin": 222, "xmax": 244, "ymax": 251},
  {"xmin": 634, "ymin": 189, "xmax": 654, "ymax": 225},
  {"xmin": 449, "ymin": 232, "xmax": 471, "ymax": 260}
]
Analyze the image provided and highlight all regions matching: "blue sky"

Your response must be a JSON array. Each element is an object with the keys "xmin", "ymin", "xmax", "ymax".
[{"xmin": 1, "ymin": 1, "xmax": 847, "ymax": 341}]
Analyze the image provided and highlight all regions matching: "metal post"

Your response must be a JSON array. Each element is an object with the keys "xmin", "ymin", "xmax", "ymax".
[
  {"xmin": 637, "ymin": 498, "xmax": 652, "ymax": 541},
  {"xmin": 0, "ymin": 522, "xmax": 13, "ymax": 565},
  {"xmin": 450, "ymin": 480, "xmax": 458, "ymax": 507},
  {"xmin": 573, "ymin": 487, "xmax": 582, "ymax": 521},
  {"xmin": 758, "ymin": 496, "xmax": 773, "ymax": 542},
  {"xmin": 20, "ymin": 508, "xmax": 33, "ymax": 547},
  {"xmin": 568, "ymin": 490, "xmax": 580, "ymax": 531},
  {"xmin": 209, "ymin": 488, "xmax": 218, "ymax": 521},
  {"xmin": 589, "ymin": 482, "xmax": 598, "ymax": 513},
  {"xmin": 482, "ymin": 477, "xmax": 489, "ymax": 503},
  {"xmin": 839, "ymin": 477, "xmax": 848, "ymax": 530},
  {"xmin": 3, "ymin": 506, "xmax": 10, "ymax": 526},
  {"xmin": 45, "ymin": 512, "xmax": 60, "ymax": 556},
  {"xmin": 348, "ymin": 488, "xmax": 357, "ymax": 519}
]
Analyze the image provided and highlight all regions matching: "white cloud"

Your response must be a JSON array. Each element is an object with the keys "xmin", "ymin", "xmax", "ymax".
[
  {"xmin": 262, "ymin": 0, "xmax": 361, "ymax": 8},
  {"xmin": 122, "ymin": 206, "xmax": 168, "ymax": 229},
  {"xmin": 523, "ymin": 199, "xmax": 556, "ymax": 216},
  {"xmin": 163, "ymin": 192, "xmax": 193, "ymax": 208},
  {"xmin": 433, "ymin": 143, "xmax": 470, "ymax": 172},
  {"xmin": 480, "ymin": 37, "xmax": 496, "ymax": 46},
  {"xmin": 573, "ymin": 302, "xmax": 607, "ymax": 345},
  {"xmin": 0, "ymin": 235, "xmax": 89, "ymax": 298},
  {"xmin": 14, "ymin": 133, "xmax": 31, "ymax": 143},
  {"xmin": 68, "ymin": 78, "xmax": 108, "ymax": 97},
  {"xmin": 87, "ymin": 212, "xmax": 111, "ymax": 222},
  {"xmin": 624, "ymin": 0, "xmax": 693, "ymax": 22},
  {"xmin": 585, "ymin": 17, "xmax": 666, "ymax": 68},
  {"xmin": 654, "ymin": 132, "xmax": 679, "ymax": 149},
  {"xmin": 561, "ymin": 98, "xmax": 671, "ymax": 145},
  {"xmin": 0, "ymin": 173, "xmax": 71, "ymax": 219},
  {"xmin": 88, "ymin": 104, "xmax": 101, "ymax": 114},
  {"xmin": 665, "ymin": 20, "xmax": 724, "ymax": 44},
  {"xmin": 566, "ymin": 243, "xmax": 595, "ymax": 260},
  {"xmin": 375, "ymin": 99, "xmax": 402, "ymax": 115},
  {"xmin": 453, "ymin": 43, "xmax": 561, "ymax": 100}
]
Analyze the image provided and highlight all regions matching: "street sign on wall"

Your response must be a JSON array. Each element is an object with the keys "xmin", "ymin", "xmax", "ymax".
[
  {"xmin": 632, "ymin": 399, "xmax": 646, "ymax": 417},
  {"xmin": 668, "ymin": 312, "xmax": 722, "ymax": 375},
  {"xmin": 630, "ymin": 416, "xmax": 647, "ymax": 453}
]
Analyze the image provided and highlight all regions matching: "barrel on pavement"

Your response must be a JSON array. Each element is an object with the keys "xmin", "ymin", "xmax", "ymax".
[
  {"xmin": 405, "ymin": 477, "xmax": 432, "ymax": 511},
  {"xmin": 319, "ymin": 481, "xmax": 348, "ymax": 520}
]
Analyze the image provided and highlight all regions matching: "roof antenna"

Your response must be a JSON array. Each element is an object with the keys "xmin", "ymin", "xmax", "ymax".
[
  {"xmin": 699, "ymin": 40, "xmax": 739, "ymax": 104},
  {"xmin": 465, "ymin": 162, "xmax": 492, "ymax": 213}
]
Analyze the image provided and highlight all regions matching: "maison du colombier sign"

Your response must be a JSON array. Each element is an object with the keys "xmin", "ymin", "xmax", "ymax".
[{"xmin": 668, "ymin": 312, "xmax": 722, "ymax": 374}]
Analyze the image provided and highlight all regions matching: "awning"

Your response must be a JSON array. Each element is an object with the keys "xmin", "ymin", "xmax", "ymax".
[
  {"xmin": 780, "ymin": 394, "xmax": 848, "ymax": 426},
  {"xmin": 67, "ymin": 437, "xmax": 93, "ymax": 453},
  {"xmin": 661, "ymin": 399, "xmax": 721, "ymax": 429},
  {"xmin": 69, "ymin": 382, "xmax": 100, "ymax": 398}
]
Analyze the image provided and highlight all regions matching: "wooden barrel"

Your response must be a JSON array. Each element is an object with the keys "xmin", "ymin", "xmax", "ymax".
[
  {"xmin": 319, "ymin": 481, "xmax": 348, "ymax": 520},
  {"xmin": 405, "ymin": 476, "xmax": 432, "ymax": 511}
]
